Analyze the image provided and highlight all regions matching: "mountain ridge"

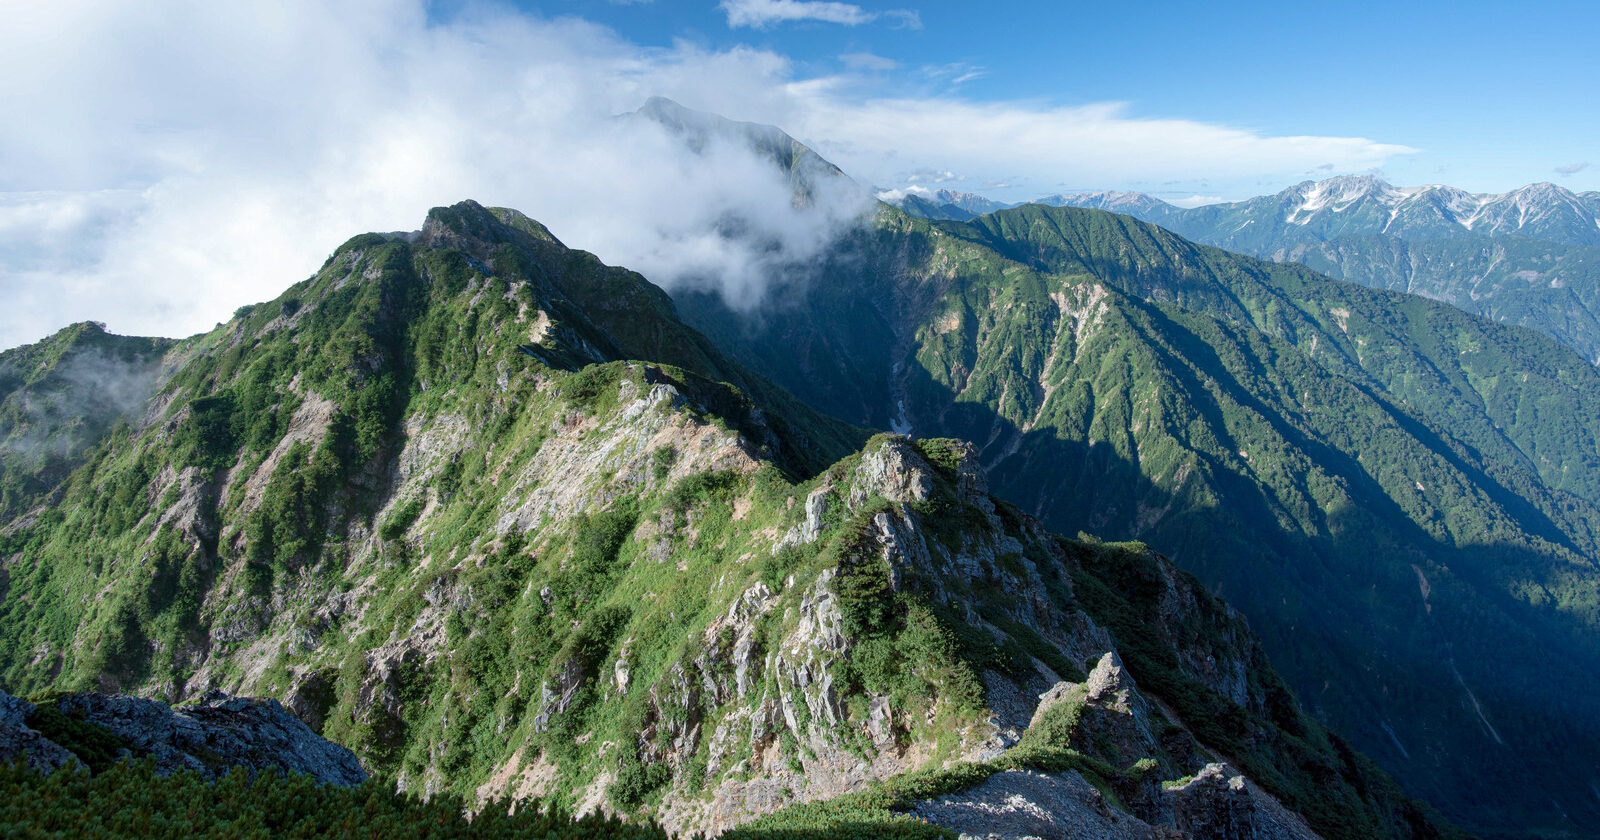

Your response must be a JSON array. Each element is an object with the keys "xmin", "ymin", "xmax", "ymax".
[
  {"xmin": 0, "ymin": 200, "xmax": 1459, "ymax": 839},
  {"xmin": 1023, "ymin": 176, "xmax": 1600, "ymax": 247}
]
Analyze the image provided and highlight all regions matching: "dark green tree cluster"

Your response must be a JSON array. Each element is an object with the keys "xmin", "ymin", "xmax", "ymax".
[{"xmin": 0, "ymin": 759, "xmax": 668, "ymax": 840}]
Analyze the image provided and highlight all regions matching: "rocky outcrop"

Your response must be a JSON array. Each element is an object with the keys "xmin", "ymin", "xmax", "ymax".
[
  {"xmin": 1, "ymin": 688, "xmax": 366, "ymax": 786},
  {"xmin": 913, "ymin": 762, "xmax": 1322, "ymax": 840},
  {"xmin": 1165, "ymin": 764, "xmax": 1321, "ymax": 840},
  {"xmin": 1073, "ymin": 651, "xmax": 1162, "ymax": 768},
  {"xmin": 914, "ymin": 768, "xmax": 1165, "ymax": 840},
  {"xmin": 0, "ymin": 691, "xmax": 83, "ymax": 774},
  {"xmin": 909, "ymin": 629, "xmax": 1321, "ymax": 839}
]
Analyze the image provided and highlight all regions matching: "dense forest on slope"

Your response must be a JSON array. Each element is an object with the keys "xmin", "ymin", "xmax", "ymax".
[
  {"xmin": 0, "ymin": 203, "xmax": 1452, "ymax": 838},
  {"xmin": 676, "ymin": 202, "xmax": 1600, "ymax": 837},
  {"xmin": 0, "ymin": 759, "xmax": 669, "ymax": 840}
]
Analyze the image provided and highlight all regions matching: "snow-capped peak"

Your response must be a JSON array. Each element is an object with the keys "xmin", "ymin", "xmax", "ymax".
[{"xmin": 1283, "ymin": 175, "xmax": 1400, "ymax": 224}]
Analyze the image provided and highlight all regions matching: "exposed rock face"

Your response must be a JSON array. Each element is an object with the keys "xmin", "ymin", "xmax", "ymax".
[
  {"xmin": 0, "ymin": 691, "xmax": 82, "ymax": 774},
  {"xmin": 914, "ymin": 768, "xmax": 1164, "ymax": 840},
  {"xmin": 6, "ymin": 689, "xmax": 367, "ymax": 786},
  {"xmin": 1074, "ymin": 651, "xmax": 1162, "ymax": 768},
  {"xmin": 913, "ymin": 763, "xmax": 1322, "ymax": 840},
  {"xmin": 1166, "ymin": 764, "xmax": 1321, "ymax": 840}
]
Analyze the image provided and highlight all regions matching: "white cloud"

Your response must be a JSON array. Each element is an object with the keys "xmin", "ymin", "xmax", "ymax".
[
  {"xmin": 788, "ymin": 97, "xmax": 1416, "ymax": 202},
  {"xmin": 881, "ymin": 10, "xmax": 922, "ymax": 29},
  {"xmin": 928, "ymin": 63, "xmax": 985, "ymax": 86},
  {"xmin": 839, "ymin": 51, "xmax": 899, "ymax": 71},
  {"xmin": 0, "ymin": 1, "xmax": 1420, "ymax": 349},
  {"xmin": 1556, "ymin": 162, "xmax": 1589, "ymax": 176},
  {"xmin": 922, "ymin": 62, "xmax": 987, "ymax": 85},
  {"xmin": 874, "ymin": 185, "xmax": 933, "ymax": 202},
  {"xmin": 721, "ymin": 0, "xmax": 875, "ymax": 28},
  {"xmin": 1166, "ymin": 195, "xmax": 1227, "ymax": 208}
]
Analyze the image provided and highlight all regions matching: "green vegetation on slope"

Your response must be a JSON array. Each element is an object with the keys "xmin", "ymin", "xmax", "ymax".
[
  {"xmin": 1043, "ymin": 182, "xmax": 1600, "ymax": 368},
  {"xmin": 675, "ymin": 201, "xmax": 1600, "ymax": 837}
]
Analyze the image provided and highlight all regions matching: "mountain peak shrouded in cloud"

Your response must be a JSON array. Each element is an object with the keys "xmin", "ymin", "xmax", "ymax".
[
  {"xmin": 633, "ymin": 96, "xmax": 850, "ymax": 203},
  {"xmin": 872, "ymin": 185, "xmax": 1012, "ymax": 220},
  {"xmin": 0, "ymin": 4, "xmax": 885, "ymax": 350},
  {"xmin": 624, "ymin": 96, "xmax": 873, "ymax": 308}
]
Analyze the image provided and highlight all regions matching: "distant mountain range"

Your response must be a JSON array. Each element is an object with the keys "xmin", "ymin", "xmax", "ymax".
[
  {"xmin": 888, "ymin": 177, "xmax": 1600, "ymax": 363},
  {"xmin": 1043, "ymin": 177, "xmax": 1600, "ymax": 248},
  {"xmin": 879, "ymin": 187, "xmax": 1014, "ymax": 221}
]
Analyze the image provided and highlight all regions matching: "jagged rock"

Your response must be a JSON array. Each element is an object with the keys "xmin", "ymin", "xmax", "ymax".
[
  {"xmin": 848, "ymin": 440, "xmax": 933, "ymax": 507},
  {"xmin": 913, "ymin": 768, "xmax": 1166, "ymax": 840},
  {"xmin": 641, "ymin": 662, "xmax": 702, "ymax": 764},
  {"xmin": 1076, "ymin": 650, "xmax": 1161, "ymax": 766},
  {"xmin": 776, "ymin": 487, "xmax": 830, "ymax": 550},
  {"xmin": 0, "ymin": 691, "xmax": 83, "ymax": 774},
  {"xmin": 613, "ymin": 640, "xmax": 633, "ymax": 697},
  {"xmin": 534, "ymin": 656, "xmax": 586, "ymax": 732},
  {"xmin": 2, "ymin": 689, "xmax": 366, "ymax": 785},
  {"xmin": 1165, "ymin": 764, "xmax": 1321, "ymax": 840},
  {"xmin": 871, "ymin": 508, "xmax": 932, "ymax": 595},
  {"xmin": 914, "ymin": 762, "xmax": 1323, "ymax": 840},
  {"xmin": 702, "ymin": 582, "xmax": 777, "ymax": 701},
  {"xmin": 771, "ymin": 569, "xmax": 850, "ymax": 736},
  {"xmin": 867, "ymin": 695, "xmax": 895, "ymax": 748}
]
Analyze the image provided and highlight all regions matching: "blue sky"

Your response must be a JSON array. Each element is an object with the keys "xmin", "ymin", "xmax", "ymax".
[
  {"xmin": 1, "ymin": 0, "xmax": 1595, "ymax": 348},
  {"xmin": 520, "ymin": 0, "xmax": 1600, "ymax": 200}
]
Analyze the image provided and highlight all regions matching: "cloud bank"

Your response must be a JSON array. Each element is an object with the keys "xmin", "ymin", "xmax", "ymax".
[
  {"xmin": 786, "ymin": 99, "xmax": 1416, "ymax": 200},
  {"xmin": 0, "ymin": 1, "xmax": 1418, "ymax": 349}
]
